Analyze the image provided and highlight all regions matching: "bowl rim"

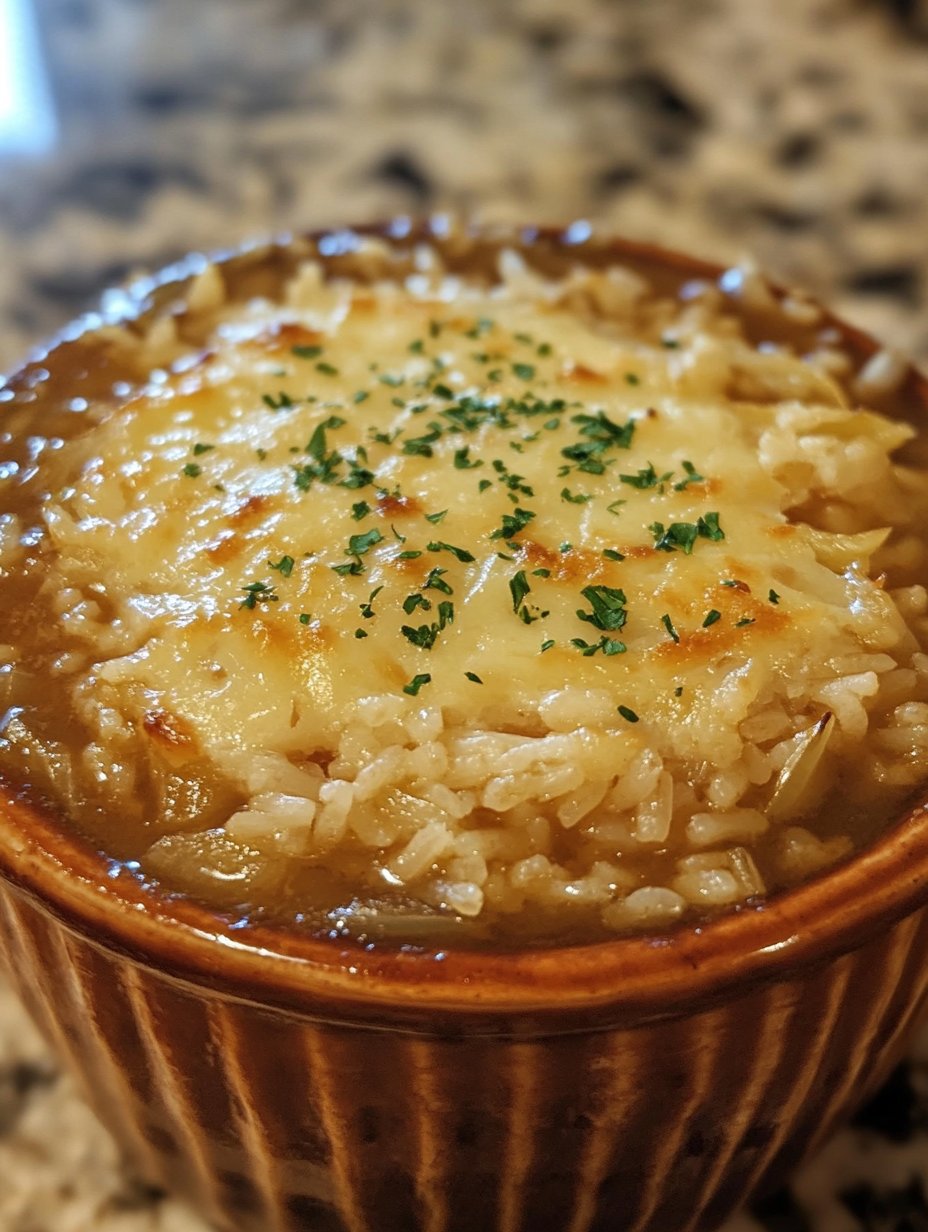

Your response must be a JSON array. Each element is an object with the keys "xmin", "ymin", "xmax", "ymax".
[{"xmin": 3, "ymin": 217, "xmax": 928, "ymax": 1035}]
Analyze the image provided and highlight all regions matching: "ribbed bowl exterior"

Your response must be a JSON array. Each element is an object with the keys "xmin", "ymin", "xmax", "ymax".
[{"xmin": 3, "ymin": 878, "xmax": 928, "ymax": 1232}]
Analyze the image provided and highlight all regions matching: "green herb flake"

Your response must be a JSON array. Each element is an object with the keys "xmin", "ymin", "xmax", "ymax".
[
  {"xmin": 703, "ymin": 609, "xmax": 722, "ymax": 628},
  {"xmin": 262, "ymin": 391, "xmax": 295, "ymax": 411},
  {"xmin": 316, "ymin": 361, "xmax": 339, "ymax": 376},
  {"xmin": 674, "ymin": 685, "xmax": 684, "ymax": 698},
  {"xmin": 537, "ymin": 342, "xmax": 553, "ymax": 357},
  {"xmin": 192, "ymin": 443, "xmax": 215, "ymax": 456},
  {"xmin": 603, "ymin": 549, "xmax": 625, "ymax": 562},
  {"xmin": 620, "ymin": 464, "xmax": 660, "ymax": 490},
  {"xmin": 238, "ymin": 581, "xmax": 279, "ymax": 610},
  {"xmin": 577, "ymin": 585, "xmax": 629, "ymax": 633},
  {"xmin": 465, "ymin": 671, "xmax": 483, "ymax": 684},
  {"xmin": 490, "ymin": 507, "xmax": 535, "ymax": 541},
  {"xmin": 617, "ymin": 705, "xmax": 639, "ymax": 724},
  {"xmin": 624, "ymin": 372, "xmax": 640, "ymax": 385},
  {"xmin": 509, "ymin": 570, "xmax": 531, "ymax": 614},
  {"xmin": 697, "ymin": 512, "xmax": 724, "ymax": 542},
  {"xmin": 331, "ymin": 561, "xmax": 364, "ymax": 577},
  {"xmin": 427, "ymin": 540, "xmax": 475, "ymax": 563},
  {"xmin": 661, "ymin": 613, "xmax": 680, "ymax": 643},
  {"xmin": 351, "ymin": 501, "xmax": 372, "ymax": 521},
  {"xmin": 571, "ymin": 636, "xmax": 626, "ymax": 657},
  {"xmin": 360, "ymin": 586, "xmax": 384, "ymax": 620},
  {"xmin": 423, "ymin": 567, "xmax": 452, "ymax": 594},
  {"xmin": 561, "ymin": 487, "xmax": 591, "ymax": 505},
  {"xmin": 355, "ymin": 628, "xmax": 368, "ymax": 639},
  {"xmin": 540, "ymin": 639, "xmax": 555, "ymax": 653},
  {"xmin": 408, "ymin": 339, "xmax": 425, "ymax": 355},
  {"xmin": 403, "ymin": 593, "xmax": 431, "ymax": 615},
  {"xmin": 353, "ymin": 389, "xmax": 370, "ymax": 404},
  {"xmin": 532, "ymin": 568, "xmax": 551, "ymax": 578},
  {"xmin": 298, "ymin": 612, "xmax": 312, "ymax": 626},
  {"xmin": 769, "ymin": 589, "xmax": 780, "ymax": 605},
  {"xmin": 735, "ymin": 616, "xmax": 755, "ymax": 628},
  {"xmin": 512, "ymin": 362, "xmax": 536, "ymax": 382},
  {"xmin": 401, "ymin": 624, "xmax": 440, "ymax": 650},
  {"xmin": 347, "ymin": 529, "xmax": 384, "ymax": 557},
  {"xmin": 292, "ymin": 344, "xmax": 323, "ymax": 359},
  {"xmin": 182, "ymin": 462, "xmax": 202, "ymax": 478},
  {"xmin": 673, "ymin": 460, "xmax": 705, "ymax": 491},
  {"xmin": 403, "ymin": 673, "xmax": 432, "ymax": 696},
  {"xmin": 268, "ymin": 554, "xmax": 295, "ymax": 578},
  {"xmin": 454, "ymin": 447, "xmax": 483, "ymax": 470},
  {"xmin": 425, "ymin": 509, "xmax": 449, "ymax": 525},
  {"xmin": 397, "ymin": 549, "xmax": 423, "ymax": 560}
]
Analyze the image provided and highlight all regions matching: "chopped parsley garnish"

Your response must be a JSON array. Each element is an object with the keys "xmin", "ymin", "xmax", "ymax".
[
  {"xmin": 192, "ymin": 443, "xmax": 215, "ymax": 456},
  {"xmin": 571, "ymin": 636, "xmax": 626, "ymax": 657},
  {"xmin": 360, "ymin": 587, "xmax": 383, "ymax": 619},
  {"xmin": 353, "ymin": 389, "xmax": 370, "ymax": 404},
  {"xmin": 620, "ymin": 463, "xmax": 663, "ymax": 489},
  {"xmin": 617, "ymin": 705, "xmax": 639, "ymax": 723},
  {"xmin": 576, "ymin": 585, "xmax": 628, "ymax": 633},
  {"xmin": 182, "ymin": 463, "xmax": 201, "ymax": 478},
  {"xmin": 454, "ymin": 447, "xmax": 483, "ymax": 470},
  {"xmin": 532, "ymin": 568, "xmax": 551, "ymax": 577},
  {"xmin": 403, "ymin": 593, "xmax": 431, "ymax": 615},
  {"xmin": 402, "ymin": 624, "xmax": 439, "ymax": 649},
  {"xmin": 509, "ymin": 570, "xmax": 531, "ymax": 614},
  {"xmin": 331, "ymin": 561, "xmax": 364, "ymax": 577},
  {"xmin": 299, "ymin": 612, "xmax": 312, "ymax": 625},
  {"xmin": 735, "ymin": 616, "xmax": 755, "ymax": 627},
  {"xmin": 465, "ymin": 671, "xmax": 483, "ymax": 684},
  {"xmin": 769, "ymin": 589, "xmax": 780, "ymax": 604},
  {"xmin": 262, "ymin": 391, "xmax": 294, "ymax": 411},
  {"xmin": 703, "ymin": 609, "xmax": 722, "ymax": 628},
  {"xmin": 355, "ymin": 628, "xmax": 368, "ymax": 639},
  {"xmin": 674, "ymin": 685, "xmax": 684, "ymax": 697},
  {"xmin": 427, "ymin": 540, "xmax": 475, "ymax": 562},
  {"xmin": 490, "ymin": 507, "xmax": 536, "ymax": 541},
  {"xmin": 403, "ymin": 673, "xmax": 432, "ymax": 696},
  {"xmin": 351, "ymin": 500, "xmax": 372, "ymax": 521},
  {"xmin": 316, "ymin": 361, "xmax": 339, "ymax": 376},
  {"xmin": 292, "ymin": 344, "xmax": 323, "ymax": 359},
  {"xmin": 432, "ymin": 383, "xmax": 455, "ymax": 400},
  {"xmin": 347, "ymin": 529, "xmax": 384, "ymax": 557},
  {"xmin": 512, "ymin": 362, "xmax": 536, "ymax": 382},
  {"xmin": 425, "ymin": 509, "xmax": 448, "ymax": 525},
  {"xmin": 423, "ymin": 567, "xmax": 453, "ymax": 594},
  {"xmin": 268, "ymin": 555, "xmax": 295, "ymax": 578},
  {"xmin": 603, "ymin": 549, "xmax": 625, "ymax": 561},
  {"xmin": 661, "ymin": 613, "xmax": 680, "ymax": 643},
  {"xmin": 239, "ymin": 581, "xmax": 278, "ymax": 610},
  {"xmin": 624, "ymin": 372, "xmax": 640, "ymax": 385},
  {"xmin": 397, "ymin": 549, "xmax": 423, "ymax": 560},
  {"xmin": 673, "ymin": 460, "xmax": 705, "ymax": 491},
  {"xmin": 541, "ymin": 639, "xmax": 555, "ymax": 653},
  {"xmin": 650, "ymin": 513, "xmax": 725, "ymax": 554},
  {"xmin": 561, "ymin": 487, "xmax": 591, "ymax": 504}
]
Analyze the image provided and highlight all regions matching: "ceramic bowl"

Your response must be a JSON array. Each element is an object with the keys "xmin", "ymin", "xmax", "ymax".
[{"xmin": 3, "ymin": 221, "xmax": 928, "ymax": 1232}]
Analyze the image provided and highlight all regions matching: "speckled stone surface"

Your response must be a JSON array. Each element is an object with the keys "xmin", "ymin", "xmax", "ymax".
[{"xmin": 3, "ymin": 0, "xmax": 928, "ymax": 1227}]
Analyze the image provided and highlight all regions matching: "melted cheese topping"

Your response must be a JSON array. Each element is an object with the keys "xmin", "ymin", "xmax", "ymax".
[
  {"xmin": 52, "ymin": 276, "xmax": 908, "ymax": 768},
  {"xmin": 5, "ymin": 250, "xmax": 926, "ymax": 940}
]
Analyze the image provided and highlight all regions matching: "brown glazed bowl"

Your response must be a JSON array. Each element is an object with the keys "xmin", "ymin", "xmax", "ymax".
[{"xmin": 3, "ymin": 220, "xmax": 928, "ymax": 1232}]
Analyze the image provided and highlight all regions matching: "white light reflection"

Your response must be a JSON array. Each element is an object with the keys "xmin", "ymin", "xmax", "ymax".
[{"xmin": 0, "ymin": 0, "xmax": 56, "ymax": 155}]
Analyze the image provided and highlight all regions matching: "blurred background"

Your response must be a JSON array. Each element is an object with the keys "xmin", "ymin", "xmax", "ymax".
[
  {"xmin": 2, "ymin": 0, "xmax": 928, "ymax": 377},
  {"xmin": 3, "ymin": 0, "xmax": 928, "ymax": 1228}
]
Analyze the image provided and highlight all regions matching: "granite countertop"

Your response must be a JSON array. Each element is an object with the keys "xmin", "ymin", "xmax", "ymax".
[{"xmin": 3, "ymin": 0, "xmax": 928, "ymax": 1227}]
